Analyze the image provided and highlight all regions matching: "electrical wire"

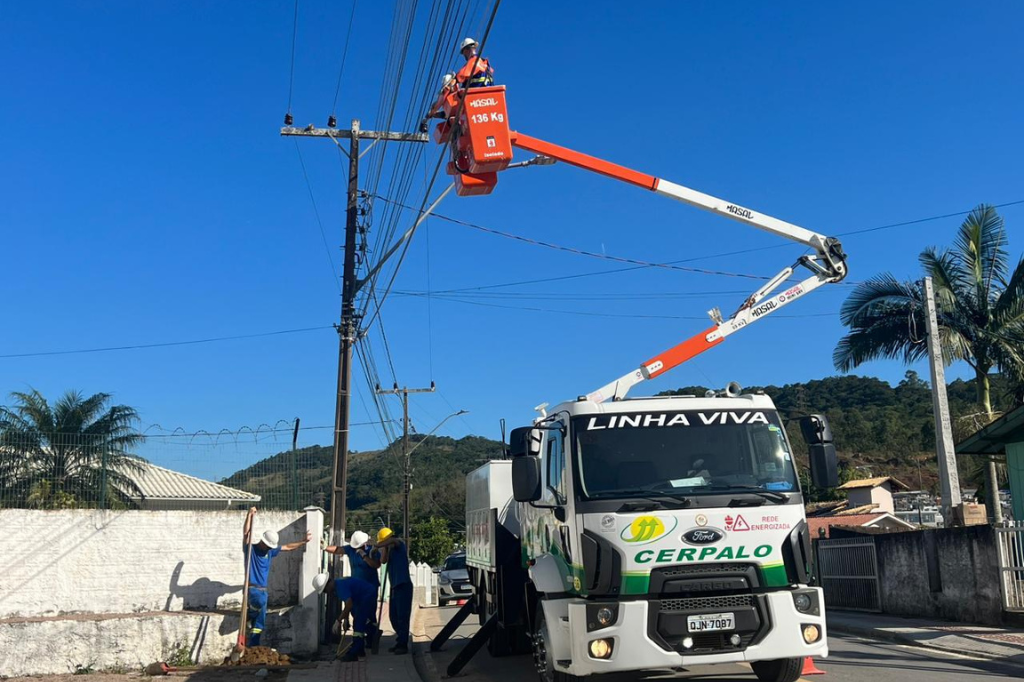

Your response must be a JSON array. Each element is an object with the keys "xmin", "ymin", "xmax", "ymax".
[
  {"xmin": 0, "ymin": 326, "xmax": 334, "ymax": 359},
  {"xmin": 294, "ymin": 142, "xmax": 341, "ymax": 290},
  {"xmin": 285, "ymin": 0, "xmax": 300, "ymax": 116},
  {"xmin": 330, "ymin": 0, "xmax": 360, "ymax": 117}
]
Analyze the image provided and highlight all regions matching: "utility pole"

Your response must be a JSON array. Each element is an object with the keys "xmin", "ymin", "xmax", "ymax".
[
  {"xmin": 376, "ymin": 383, "xmax": 436, "ymax": 551},
  {"xmin": 922, "ymin": 277, "xmax": 964, "ymax": 525},
  {"xmin": 282, "ymin": 121, "xmax": 429, "ymax": 553}
]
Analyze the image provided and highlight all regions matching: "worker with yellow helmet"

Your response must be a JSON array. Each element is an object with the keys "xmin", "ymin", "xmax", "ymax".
[{"xmin": 375, "ymin": 527, "xmax": 413, "ymax": 654}]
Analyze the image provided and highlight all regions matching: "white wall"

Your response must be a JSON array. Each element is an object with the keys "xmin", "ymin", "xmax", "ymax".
[{"xmin": 0, "ymin": 509, "xmax": 307, "ymax": 619}]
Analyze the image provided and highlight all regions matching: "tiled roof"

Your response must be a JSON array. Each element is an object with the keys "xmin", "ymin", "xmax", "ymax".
[
  {"xmin": 809, "ymin": 512, "xmax": 915, "ymax": 538},
  {"xmin": 127, "ymin": 461, "xmax": 261, "ymax": 502},
  {"xmin": 838, "ymin": 476, "xmax": 909, "ymax": 491}
]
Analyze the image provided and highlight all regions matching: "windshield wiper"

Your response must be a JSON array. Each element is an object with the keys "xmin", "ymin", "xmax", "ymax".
[
  {"xmin": 589, "ymin": 488, "xmax": 692, "ymax": 508},
  {"xmin": 705, "ymin": 485, "xmax": 790, "ymax": 504}
]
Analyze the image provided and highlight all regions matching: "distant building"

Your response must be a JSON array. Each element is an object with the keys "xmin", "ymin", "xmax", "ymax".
[
  {"xmin": 838, "ymin": 476, "xmax": 909, "ymax": 514},
  {"xmin": 808, "ymin": 512, "xmax": 915, "ymax": 539},
  {"xmin": 894, "ymin": 505, "xmax": 944, "ymax": 528},
  {"xmin": 123, "ymin": 461, "xmax": 261, "ymax": 510}
]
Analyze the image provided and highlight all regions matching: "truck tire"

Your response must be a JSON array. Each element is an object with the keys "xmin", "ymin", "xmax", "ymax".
[
  {"xmin": 532, "ymin": 609, "xmax": 580, "ymax": 682},
  {"xmin": 751, "ymin": 658, "xmax": 804, "ymax": 682}
]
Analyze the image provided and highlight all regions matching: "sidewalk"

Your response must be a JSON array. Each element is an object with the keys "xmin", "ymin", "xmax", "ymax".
[
  {"xmin": 284, "ymin": 601, "xmax": 425, "ymax": 682},
  {"xmin": 828, "ymin": 610, "xmax": 1024, "ymax": 667}
]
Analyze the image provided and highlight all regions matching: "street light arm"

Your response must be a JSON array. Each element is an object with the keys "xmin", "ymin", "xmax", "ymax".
[{"xmin": 405, "ymin": 410, "xmax": 468, "ymax": 459}]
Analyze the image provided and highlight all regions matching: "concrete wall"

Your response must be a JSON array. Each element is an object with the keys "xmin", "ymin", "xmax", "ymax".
[
  {"xmin": 0, "ymin": 609, "xmax": 294, "ymax": 676},
  {"xmin": 0, "ymin": 509, "xmax": 306, "ymax": 619},
  {"xmin": 852, "ymin": 525, "xmax": 1005, "ymax": 625}
]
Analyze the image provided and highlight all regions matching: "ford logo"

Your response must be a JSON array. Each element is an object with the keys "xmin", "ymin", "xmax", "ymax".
[{"xmin": 683, "ymin": 528, "xmax": 724, "ymax": 545}]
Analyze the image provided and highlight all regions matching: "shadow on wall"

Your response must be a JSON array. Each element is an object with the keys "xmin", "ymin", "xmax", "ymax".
[{"xmin": 166, "ymin": 561, "xmax": 240, "ymax": 611}]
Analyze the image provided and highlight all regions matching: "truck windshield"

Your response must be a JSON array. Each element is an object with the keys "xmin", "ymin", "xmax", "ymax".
[{"xmin": 572, "ymin": 410, "xmax": 798, "ymax": 499}]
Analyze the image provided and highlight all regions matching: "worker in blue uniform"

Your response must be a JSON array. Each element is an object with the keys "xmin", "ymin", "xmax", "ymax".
[
  {"xmin": 243, "ymin": 507, "xmax": 312, "ymax": 646},
  {"xmin": 314, "ymin": 574, "xmax": 377, "ymax": 662},
  {"xmin": 376, "ymin": 527, "xmax": 413, "ymax": 655}
]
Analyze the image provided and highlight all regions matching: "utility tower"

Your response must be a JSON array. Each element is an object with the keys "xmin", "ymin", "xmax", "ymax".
[
  {"xmin": 376, "ymin": 382, "xmax": 437, "ymax": 549},
  {"xmin": 282, "ymin": 120, "xmax": 428, "ymax": 551}
]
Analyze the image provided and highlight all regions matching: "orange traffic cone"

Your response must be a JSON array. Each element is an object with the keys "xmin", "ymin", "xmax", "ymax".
[{"xmin": 801, "ymin": 657, "xmax": 826, "ymax": 675}]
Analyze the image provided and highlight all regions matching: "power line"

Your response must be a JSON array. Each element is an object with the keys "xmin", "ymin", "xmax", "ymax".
[
  {"xmin": 0, "ymin": 326, "xmax": 333, "ymax": 359},
  {"xmin": 836, "ymin": 199, "xmax": 1024, "ymax": 238},
  {"xmin": 285, "ymin": 0, "xmax": 300, "ymax": 117},
  {"xmin": 370, "ymin": 194, "xmax": 770, "ymax": 280},
  {"xmin": 294, "ymin": 142, "xmax": 341, "ymax": 290},
  {"xmin": 410, "ymin": 293, "xmax": 838, "ymax": 320},
  {"xmin": 330, "ymin": 0, "xmax": 360, "ymax": 117}
]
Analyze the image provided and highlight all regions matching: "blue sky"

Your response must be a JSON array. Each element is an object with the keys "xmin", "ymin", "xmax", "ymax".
[{"xmin": 3, "ymin": 2, "xmax": 1023, "ymax": 476}]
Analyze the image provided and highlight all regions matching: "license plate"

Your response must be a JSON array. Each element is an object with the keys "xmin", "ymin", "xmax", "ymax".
[{"xmin": 687, "ymin": 613, "xmax": 735, "ymax": 632}]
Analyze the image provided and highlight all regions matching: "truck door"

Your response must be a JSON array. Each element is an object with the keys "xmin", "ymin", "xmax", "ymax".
[{"xmin": 544, "ymin": 425, "xmax": 574, "ymax": 567}]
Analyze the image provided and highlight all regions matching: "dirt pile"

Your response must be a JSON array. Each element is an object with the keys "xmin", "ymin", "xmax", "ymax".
[{"xmin": 224, "ymin": 647, "xmax": 290, "ymax": 666}]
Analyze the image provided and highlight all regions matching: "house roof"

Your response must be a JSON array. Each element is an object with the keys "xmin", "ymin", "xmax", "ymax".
[
  {"xmin": 808, "ymin": 512, "xmax": 915, "ymax": 539},
  {"xmin": 838, "ymin": 476, "xmax": 909, "ymax": 491},
  {"xmin": 956, "ymin": 404, "xmax": 1024, "ymax": 455},
  {"xmin": 127, "ymin": 461, "xmax": 261, "ymax": 502}
]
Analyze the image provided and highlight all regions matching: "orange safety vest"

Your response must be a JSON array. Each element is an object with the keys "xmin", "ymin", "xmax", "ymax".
[{"xmin": 456, "ymin": 56, "xmax": 494, "ymax": 88}]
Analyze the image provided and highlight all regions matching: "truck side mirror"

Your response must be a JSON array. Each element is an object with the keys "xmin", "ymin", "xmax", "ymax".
[
  {"xmin": 512, "ymin": 456, "xmax": 542, "ymax": 502},
  {"xmin": 799, "ymin": 414, "xmax": 833, "ymax": 445},
  {"xmin": 800, "ymin": 415, "xmax": 838, "ymax": 488},
  {"xmin": 508, "ymin": 426, "xmax": 543, "ymax": 457}
]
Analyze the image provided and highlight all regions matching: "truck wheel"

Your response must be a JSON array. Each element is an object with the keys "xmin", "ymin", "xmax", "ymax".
[
  {"xmin": 751, "ymin": 658, "xmax": 803, "ymax": 682},
  {"xmin": 532, "ymin": 610, "xmax": 579, "ymax": 682}
]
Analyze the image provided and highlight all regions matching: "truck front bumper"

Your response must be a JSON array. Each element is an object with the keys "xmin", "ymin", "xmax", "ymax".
[{"xmin": 554, "ymin": 589, "xmax": 827, "ymax": 677}]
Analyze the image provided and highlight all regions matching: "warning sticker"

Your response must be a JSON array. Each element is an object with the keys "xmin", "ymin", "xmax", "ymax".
[{"xmin": 724, "ymin": 514, "xmax": 750, "ymax": 532}]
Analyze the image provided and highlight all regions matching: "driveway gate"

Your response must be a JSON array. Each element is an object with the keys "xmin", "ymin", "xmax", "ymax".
[
  {"xmin": 814, "ymin": 536, "xmax": 881, "ymax": 612},
  {"xmin": 996, "ymin": 522, "xmax": 1024, "ymax": 612}
]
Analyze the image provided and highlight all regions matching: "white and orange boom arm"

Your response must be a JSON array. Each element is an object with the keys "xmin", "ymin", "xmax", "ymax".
[{"xmin": 506, "ymin": 132, "xmax": 848, "ymax": 403}]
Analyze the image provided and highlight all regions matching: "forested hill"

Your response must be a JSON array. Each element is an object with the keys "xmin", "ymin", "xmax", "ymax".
[{"xmin": 222, "ymin": 373, "xmax": 1018, "ymax": 517}]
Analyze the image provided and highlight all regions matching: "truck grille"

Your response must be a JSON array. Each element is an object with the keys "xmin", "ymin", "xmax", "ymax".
[
  {"xmin": 660, "ymin": 595, "xmax": 755, "ymax": 612},
  {"xmin": 655, "ymin": 563, "xmax": 756, "ymax": 577},
  {"xmin": 647, "ymin": 593, "xmax": 768, "ymax": 655}
]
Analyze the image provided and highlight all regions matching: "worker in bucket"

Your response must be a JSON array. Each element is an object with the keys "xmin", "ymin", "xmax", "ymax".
[
  {"xmin": 324, "ymin": 530, "xmax": 381, "ymax": 590},
  {"xmin": 454, "ymin": 37, "xmax": 494, "ymax": 89},
  {"xmin": 313, "ymin": 573, "xmax": 377, "ymax": 662},
  {"xmin": 375, "ymin": 527, "xmax": 413, "ymax": 655},
  {"xmin": 420, "ymin": 37, "xmax": 494, "ymax": 132},
  {"xmin": 243, "ymin": 507, "xmax": 312, "ymax": 646}
]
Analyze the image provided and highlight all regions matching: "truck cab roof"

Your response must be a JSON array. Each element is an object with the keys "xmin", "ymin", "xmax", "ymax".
[{"xmin": 542, "ymin": 392, "xmax": 778, "ymax": 422}]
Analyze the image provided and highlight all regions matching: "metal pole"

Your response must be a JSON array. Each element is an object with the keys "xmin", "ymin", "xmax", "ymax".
[
  {"xmin": 403, "ymin": 388, "xmax": 411, "ymax": 547},
  {"xmin": 922, "ymin": 277, "xmax": 963, "ymax": 524},
  {"xmin": 291, "ymin": 418, "xmax": 300, "ymax": 510}
]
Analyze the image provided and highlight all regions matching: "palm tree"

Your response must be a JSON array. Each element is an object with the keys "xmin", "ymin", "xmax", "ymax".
[
  {"xmin": 0, "ymin": 390, "xmax": 145, "ymax": 508},
  {"xmin": 833, "ymin": 205, "xmax": 1024, "ymax": 522}
]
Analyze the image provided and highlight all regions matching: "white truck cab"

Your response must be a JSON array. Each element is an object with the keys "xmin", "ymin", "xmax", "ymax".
[{"xmin": 465, "ymin": 386, "xmax": 838, "ymax": 682}]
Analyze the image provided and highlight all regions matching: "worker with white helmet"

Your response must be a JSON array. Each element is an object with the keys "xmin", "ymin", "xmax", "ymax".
[
  {"xmin": 455, "ymin": 37, "xmax": 494, "ymax": 89},
  {"xmin": 313, "ymin": 573, "xmax": 377, "ymax": 662},
  {"xmin": 243, "ymin": 507, "xmax": 312, "ymax": 646},
  {"xmin": 324, "ymin": 530, "xmax": 382, "ymax": 588}
]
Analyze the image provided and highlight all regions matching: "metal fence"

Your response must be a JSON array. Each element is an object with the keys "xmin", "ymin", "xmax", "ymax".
[
  {"xmin": 815, "ymin": 536, "xmax": 881, "ymax": 612},
  {"xmin": 0, "ymin": 427, "xmax": 346, "ymax": 512},
  {"xmin": 996, "ymin": 521, "xmax": 1024, "ymax": 612}
]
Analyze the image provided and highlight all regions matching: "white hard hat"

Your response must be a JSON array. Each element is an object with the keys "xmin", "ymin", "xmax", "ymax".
[
  {"xmin": 312, "ymin": 573, "xmax": 329, "ymax": 594},
  {"xmin": 460, "ymin": 37, "xmax": 478, "ymax": 52},
  {"xmin": 441, "ymin": 72, "xmax": 454, "ymax": 86},
  {"xmin": 349, "ymin": 531, "xmax": 370, "ymax": 549},
  {"xmin": 260, "ymin": 530, "xmax": 279, "ymax": 549}
]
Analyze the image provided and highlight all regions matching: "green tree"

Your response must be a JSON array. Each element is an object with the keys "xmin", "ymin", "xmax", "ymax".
[
  {"xmin": 833, "ymin": 205, "xmax": 1024, "ymax": 519},
  {"xmin": 410, "ymin": 516, "xmax": 456, "ymax": 566},
  {"xmin": 0, "ymin": 390, "xmax": 145, "ymax": 508}
]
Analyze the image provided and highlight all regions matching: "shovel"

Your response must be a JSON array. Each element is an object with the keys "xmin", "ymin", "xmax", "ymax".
[
  {"xmin": 231, "ymin": 525, "xmax": 255, "ymax": 663},
  {"xmin": 371, "ymin": 567, "xmax": 389, "ymax": 654}
]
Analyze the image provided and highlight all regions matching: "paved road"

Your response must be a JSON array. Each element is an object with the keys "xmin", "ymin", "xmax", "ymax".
[{"xmin": 414, "ymin": 605, "xmax": 1021, "ymax": 682}]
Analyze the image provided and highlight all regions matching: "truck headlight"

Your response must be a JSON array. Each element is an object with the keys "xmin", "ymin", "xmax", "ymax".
[
  {"xmin": 791, "ymin": 590, "xmax": 819, "ymax": 615},
  {"xmin": 802, "ymin": 624, "xmax": 821, "ymax": 643},
  {"xmin": 586, "ymin": 603, "xmax": 619, "ymax": 631},
  {"xmin": 588, "ymin": 638, "xmax": 613, "ymax": 659}
]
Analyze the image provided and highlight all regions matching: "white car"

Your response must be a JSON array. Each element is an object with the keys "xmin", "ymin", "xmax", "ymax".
[{"xmin": 437, "ymin": 552, "xmax": 472, "ymax": 605}]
